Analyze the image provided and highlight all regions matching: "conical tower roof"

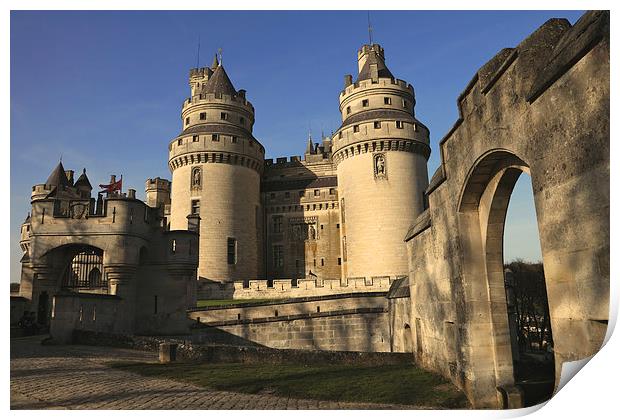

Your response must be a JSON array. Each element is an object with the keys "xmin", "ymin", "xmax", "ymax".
[
  {"xmin": 357, "ymin": 49, "xmax": 394, "ymax": 82},
  {"xmin": 211, "ymin": 54, "xmax": 219, "ymax": 70},
  {"xmin": 203, "ymin": 64, "xmax": 237, "ymax": 96},
  {"xmin": 45, "ymin": 161, "xmax": 70, "ymax": 188},
  {"xmin": 74, "ymin": 168, "xmax": 92, "ymax": 189}
]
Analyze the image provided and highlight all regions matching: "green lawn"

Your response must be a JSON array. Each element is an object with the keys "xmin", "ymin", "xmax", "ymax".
[
  {"xmin": 195, "ymin": 298, "xmax": 284, "ymax": 308},
  {"xmin": 110, "ymin": 361, "xmax": 469, "ymax": 408}
]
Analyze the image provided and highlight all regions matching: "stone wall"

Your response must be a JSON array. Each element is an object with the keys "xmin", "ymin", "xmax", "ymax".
[
  {"xmin": 197, "ymin": 276, "xmax": 394, "ymax": 300},
  {"xmin": 404, "ymin": 11, "xmax": 609, "ymax": 408},
  {"xmin": 194, "ymin": 309, "xmax": 390, "ymax": 352},
  {"xmin": 189, "ymin": 292, "xmax": 387, "ymax": 323},
  {"xmin": 50, "ymin": 292, "xmax": 123, "ymax": 343}
]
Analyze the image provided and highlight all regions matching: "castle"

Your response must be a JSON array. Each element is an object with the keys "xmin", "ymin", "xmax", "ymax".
[{"xmin": 12, "ymin": 11, "xmax": 610, "ymax": 409}]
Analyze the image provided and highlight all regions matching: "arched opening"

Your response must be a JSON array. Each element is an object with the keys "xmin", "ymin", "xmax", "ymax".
[
  {"xmin": 458, "ymin": 150, "xmax": 554, "ymax": 407},
  {"xmin": 503, "ymin": 175, "xmax": 554, "ymax": 406},
  {"xmin": 403, "ymin": 324, "xmax": 413, "ymax": 353},
  {"xmin": 59, "ymin": 245, "xmax": 105, "ymax": 291}
]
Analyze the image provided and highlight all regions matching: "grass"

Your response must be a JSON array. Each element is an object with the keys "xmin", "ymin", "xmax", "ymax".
[
  {"xmin": 110, "ymin": 361, "xmax": 469, "ymax": 408},
  {"xmin": 195, "ymin": 298, "xmax": 284, "ymax": 308}
]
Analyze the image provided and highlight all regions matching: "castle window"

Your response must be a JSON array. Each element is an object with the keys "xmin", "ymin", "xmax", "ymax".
[
  {"xmin": 384, "ymin": 97, "xmax": 391, "ymax": 105},
  {"xmin": 199, "ymin": 112, "xmax": 206, "ymax": 120},
  {"xmin": 227, "ymin": 238, "xmax": 237, "ymax": 265},
  {"xmin": 185, "ymin": 117, "xmax": 190, "ymax": 125},
  {"xmin": 346, "ymin": 106, "xmax": 351, "ymax": 114},
  {"xmin": 320, "ymin": 224, "xmax": 324, "ymax": 230},
  {"xmin": 362, "ymin": 99, "xmax": 369, "ymax": 107},
  {"xmin": 338, "ymin": 132, "xmax": 342, "ymax": 139},
  {"xmin": 220, "ymin": 112, "xmax": 228, "ymax": 120},
  {"xmin": 191, "ymin": 199, "xmax": 200, "ymax": 215},
  {"xmin": 314, "ymin": 189, "xmax": 320, "ymax": 197},
  {"xmin": 336, "ymin": 223, "xmax": 340, "ymax": 229},
  {"xmin": 402, "ymin": 99, "xmax": 408, "ymax": 108},
  {"xmin": 396, "ymin": 121, "xmax": 404, "ymax": 129},
  {"xmin": 413, "ymin": 123, "xmax": 419, "ymax": 132},
  {"xmin": 374, "ymin": 121, "xmax": 381, "ymax": 129},
  {"xmin": 329, "ymin": 188, "xmax": 336, "ymax": 195},
  {"xmin": 299, "ymin": 190, "xmax": 305, "ymax": 197},
  {"xmin": 321, "ymin": 258, "xmax": 324, "ymax": 267},
  {"xmin": 272, "ymin": 215, "xmax": 283, "ymax": 233},
  {"xmin": 232, "ymin": 136, "xmax": 238, "ymax": 143},
  {"xmin": 212, "ymin": 134, "xmax": 220, "ymax": 141},
  {"xmin": 171, "ymin": 239, "xmax": 176, "ymax": 253},
  {"xmin": 273, "ymin": 245, "xmax": 284, "ymax": 268},
  {"xmin": 240, "ymin": 117, "xmax": 245, "ymax": 125},
  {"xmin": 353, "ymin": 125, "xmax": 360, "ymax": 133},
  {"xmin": 178, "ymin": 139, "xmax": 183, "ymax": 146},
  {"xmin": 192, "ymin": 135, "xmax": 199, "ymax": 142},
  {"xmin": 338, "ymin": 257, "xmax": 342, "ymax": 265}
]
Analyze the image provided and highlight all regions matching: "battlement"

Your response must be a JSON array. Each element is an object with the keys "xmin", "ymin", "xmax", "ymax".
[
  {"xmin": 340, "ymin": 77, "xmax": 412, "ymax": 99},
  {"xmin": 182, "ymin": 92, "xmax": 254, "ymax": 113},
  {"xmin": 189, "ymin": 66, "xmax": 212, "ymax": 79},
  {"xmin": 145, "ymin": 177, "xmax": 171, "ymax": 191},
  {"xmin": 358, "ymin": 43, "xmax": 385, "ymax": 59},
  {"xmin": 196, "ymin": 275, "xmax": 398, "ymax": 300},
  {"xmin": 264, "ymin": 154, "xmax": 331, "ymax": 169}
]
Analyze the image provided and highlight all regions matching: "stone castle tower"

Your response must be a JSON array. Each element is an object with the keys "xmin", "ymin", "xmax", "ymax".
[
  {"xmin": 168, "ymin": 54, "xmax": 265, "ymax": 282},
  {"xmin": 332, "ymin": 44, "xmax": 430, "ymax": 280}
]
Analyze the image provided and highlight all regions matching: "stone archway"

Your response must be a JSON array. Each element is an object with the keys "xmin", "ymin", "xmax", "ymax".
[{"xmin": 457, "ymin": 149, "xmax": 555, "ymax": 406}]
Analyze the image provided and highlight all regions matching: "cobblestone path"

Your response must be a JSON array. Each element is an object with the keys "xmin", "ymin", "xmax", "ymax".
[{"xmin": 10, "ymin": 336, "xmax": 424, "ymax": 410}]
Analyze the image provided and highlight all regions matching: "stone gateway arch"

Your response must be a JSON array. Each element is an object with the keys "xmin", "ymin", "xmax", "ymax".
[{"xmin": 404, "ymin": 11, "xmax": 609, "ymax": 408}]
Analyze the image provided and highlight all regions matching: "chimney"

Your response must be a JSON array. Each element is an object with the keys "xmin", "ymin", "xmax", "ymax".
[
  {"xmin": 127, "ymin": 189, "xmax": 136, "ymax": 199},
  {"xmin": 65, "ymin": 170, "xmax": 74, "ymax": 185},
  {"xmin": 344, "ymin": 74, "xmax": 353, "ymax": 88}
]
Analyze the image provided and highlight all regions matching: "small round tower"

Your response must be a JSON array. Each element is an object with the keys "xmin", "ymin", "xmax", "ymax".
[
  {"xmin": 332, "ymin": 44, "xmax": 430, "ymax": 280},
  {"xmin": 168, "ymin": 55, "xmax": 264, "ymax": 282}
]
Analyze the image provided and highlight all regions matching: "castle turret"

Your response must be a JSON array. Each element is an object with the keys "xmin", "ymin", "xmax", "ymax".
[
  {"xmin": 168, "ymin": 57, "xmax": 265, "ymax": 282},
  {"xmin": 332, "ymin": 44, "xmax": 430, "ymax": 280}
]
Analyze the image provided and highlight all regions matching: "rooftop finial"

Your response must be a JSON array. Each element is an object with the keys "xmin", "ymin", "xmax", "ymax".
[
  {"xmin": 218, "ymin": 48, "xmax": 223, "ymax": 66},
  {"xmin": 367, "ymin": 11, "xmax": 373, "ymax": 45},
  {"xmin": 211, "ymin": 53, "xmax": 219, "ymax": 69}
]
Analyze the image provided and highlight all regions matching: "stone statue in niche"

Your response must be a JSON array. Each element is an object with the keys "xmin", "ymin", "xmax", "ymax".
[
  {"xmin": 374, "ymin": 153, "xmax": 387, "ymax": 179},
  {"xmin": 308, "ymin": 224, "xmax": 316, "ymax": 240},
  {"xmin": 191, "ymin": 167, "xmax": 202, "ymax": 189}
]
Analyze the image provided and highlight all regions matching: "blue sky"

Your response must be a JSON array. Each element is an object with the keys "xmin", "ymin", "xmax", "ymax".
[{"xmin": 10, "ymin": 10, "xmax": 585, "ymax": 283}]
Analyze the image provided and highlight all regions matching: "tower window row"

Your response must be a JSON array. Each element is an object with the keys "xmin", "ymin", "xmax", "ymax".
[
  {"xmin": 345, "ymin": 97, "xmax": 409, "ymax": 114},
  {"xmin": 173, "ymin": 134, "xmax": 259, "ymax": 149},
  {"xmin": 184, "ymin": 113, "xmax": 248, "ymax": 127},
  {"xmin": 339, "ymin": 121, "xmax": 419, "ymax": 138}
]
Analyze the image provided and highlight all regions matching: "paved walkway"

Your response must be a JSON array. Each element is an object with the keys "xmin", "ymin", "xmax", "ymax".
[{"xmin": 10, "ymin": 336, "xmax": 423, "ymax": 410}]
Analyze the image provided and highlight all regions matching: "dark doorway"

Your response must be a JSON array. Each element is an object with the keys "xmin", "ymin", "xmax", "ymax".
[{"xmin": 37, "ymin": 291, "xmax": 49, "ymax": 326}]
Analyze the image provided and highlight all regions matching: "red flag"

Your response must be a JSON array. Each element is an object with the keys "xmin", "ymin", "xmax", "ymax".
[{"xmin": 99, "ymin": 176, "xmax": 122, "ymax": 193}]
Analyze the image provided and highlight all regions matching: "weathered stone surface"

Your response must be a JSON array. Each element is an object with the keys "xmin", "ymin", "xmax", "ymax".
[{"xmin": 405, "ymin": 11, "xmax": 609, "ymax": 409}]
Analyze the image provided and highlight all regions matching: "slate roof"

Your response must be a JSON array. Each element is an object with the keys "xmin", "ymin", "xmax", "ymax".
[
  {"xmin": 203, "ymin": 65, "xmax": 237, "ymax": 96},
  {"xmin": 357, "ymin": 50, "xmax": 394, "ymax": 82},
  {"xmin": 262, "ymin": 176, "xmax": 338, "ymax": 193},
  {"xmin": 341, "ymin": 109, "xmax": 415, "ymax": 127},
  {"xmin": 45, "ymin": 162, "xmax": 70, "ymax": 188},
  {"xmin": 386, "ymin": 276, "xmax": 410, "ymax": 299},
  {"xmin": 74, "ymin": 169, "xmax": 92, "ymax": 189}
]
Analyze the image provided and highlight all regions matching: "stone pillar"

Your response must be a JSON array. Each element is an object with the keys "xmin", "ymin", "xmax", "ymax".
[{"xmin": 105, "ymin": 265, "xmax": 138, "ymax": 334}]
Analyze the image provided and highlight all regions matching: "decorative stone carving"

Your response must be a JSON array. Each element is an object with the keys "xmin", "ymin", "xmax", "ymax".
[
  {"xmin": 191, "ymin": 166, "xmax": 202, "ymax": 189},
  {"xmin": 70, "ymin": 203, "xmax": 88, "ymax": 219},
  {"xmin": 374, "ymin": 153, "xmax": 387, "ymax": 179}
]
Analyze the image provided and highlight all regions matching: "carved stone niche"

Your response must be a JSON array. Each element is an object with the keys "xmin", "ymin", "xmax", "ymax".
[
  {"xmin": 373, "ymin": 152, "xmax": 387, "ymax": 180},
  {"xmin": 191, "ymin": 166, "xmax": 202, "ymax": 190}
]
